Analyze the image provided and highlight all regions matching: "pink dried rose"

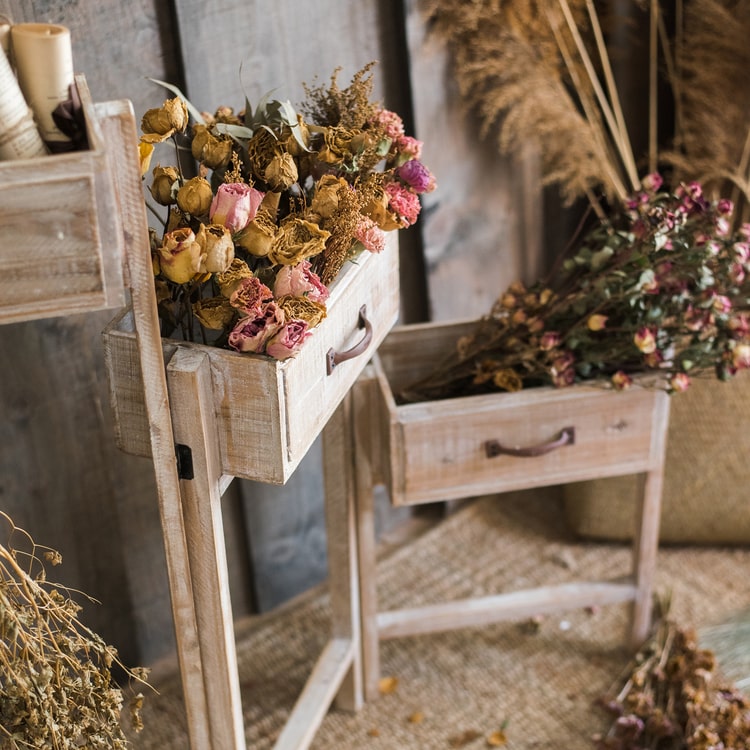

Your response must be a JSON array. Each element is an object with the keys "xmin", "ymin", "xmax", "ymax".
[
  {"xmin": 371, "ymin": 108, "xmax": 405, "ymax": 140},
  {"xmin": 611, "ymin": 371, "xmax": 633, "ymax": 390},
  {"xmin": 395, "ymin": 135, "xmax": 423, "ymax": 160},
  {"xmin": 669, "ymin": 373, "xmax": 691, "ymax": 392},
  {"xmin": 229, "ymin": 276, "xmax": 273, "ymax": 318},
  {"xmin": 384, "ymin": 181, "xmax": 421, "ymax": 227},
  {"xmin": 540, "ymin": 332, "xmax": 561, "ymax": 351},
  {"xmin": 354, "ymin": 216, "xmax": 387, "ymax": 254},
  {"xmin": 712, "ymin": 294, "xmax": 732, "ymax": 315},
  {"xmin": 266, "ymin": 319, "xmax": 312, "ymax": 360},
  {"xmin": 634, "ymin": 327, "xmax": 657, "ymax": 354},
  {"xmin": 227, "ymin": 302, "xmax": 285, "ymax": 353},
  {"xmin": 273, "ymin": 259, "xmax": 329, "ymax": 303},
  {"xmin": 641, "ymin": 172, "xmax": 663, "ymax": 192},
  {"xmin": 210, "ymin": 182, "xmax": 265, "ymax": 233},
  {"xmin": 395, "ymin": 159, "xmax": 436, "ymax": 194}
]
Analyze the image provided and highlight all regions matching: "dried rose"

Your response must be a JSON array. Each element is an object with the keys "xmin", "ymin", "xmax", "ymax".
[
  {"xmin": 158, "ymin": 228, "xmax": 202, "ymax": 284},
  {"xmin": 176, "ymin": 177, "xmax": 213, "ymax": 216},
  {"xmin": 216, "ymin": 258, "xmax": 253, "ymax": 297},
  {"xmin": 361, "ymin": 185, "xmax": 389, "ymax": 228},
  {"xmin": 612, "ymin": 371, "xmax": 633, "ymax": 390},
  {"xmin": 310, "ymin": 175, "xmax": 349, "ymax": 219},
  {"xmin": 385, "ymin": 181, "xmax": 421, "ymax": 228},
  {"xmin": 268, "ymin": 218, "xmax": 330, "ymax": 266},
  {"xmin": 354, "ymin": 216, "xmax": 387, "ymax": 254},
  {"xmin": 192, "ymin": 296, "xmax": 236, "ymax": 330},
  {"xmin": 395, "ymin": 160, "xmax": 436, "ymax": 194},
  {"xmin": 273, "ymin": 259, "xmax": 329, "ymax": 303},
  {"xmin": 540, "ymin": 331, "xmax": 561, "ymax": 351},
  {"xmin": 732, "ymin": 343, "xmax": 750, "ymax": 369},
  {"xmin": 634, "ymin": 327, "xmax": 657, "ymax": 354},
  {"xmin": 587, "ymin": 314, "xmax": 608, "ymax": 331},
  {"xmin": 235, "ymin": 212, "xmax": 278, "ymax": 257},
  {"xmin": 317, "ymin": 125, "xmax": 355, "ymax": 165},
  {"xmin": 141, "ymin": 97, "xmax": 188, "ymax": 137},
  {"xmin": 277, "ymin": 294, "xmax": 327, "ymax": 328},
  {"xmin": 229, "ymin": 276, "xmax": 274, "ymax": 318},
  {"xmin": 669, "ymin": 372, "xmax": 691, "ymax": 392},
  {"xmin": 210, "ymin": 183, "xmax": 265, "ymax": 234},
  {"xmin": 228, "ymin": 303, "xmax": 285, "ymax": 353},
  {"xmin": 266, "ymin": 319, "xmax": 312, "ymax": 360},
  {"xmin": 264, "ymin": 151, "xmax": 298, "ymax": 190},
  {"xmin": 196, "ymin": 223, "xmax": 234, "ymax": 274},
  {"xmin": 150, "ymin": 165, "xmax": 179, "ymax": 206},
  {"xmin": 191, "ymin": 124, "xmax": 233, "ymax": 170}
]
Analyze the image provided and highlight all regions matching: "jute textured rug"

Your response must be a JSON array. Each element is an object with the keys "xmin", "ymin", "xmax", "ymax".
[{"xmin": 125, "ymin": 489, "xmax": 750, "ymax": 749}]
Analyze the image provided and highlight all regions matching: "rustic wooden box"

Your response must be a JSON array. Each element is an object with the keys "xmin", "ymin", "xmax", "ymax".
[
  {"xmin": 372, "ymin": 320, "xmax": 669, "ymax": 506},
  {"xmin": 103, "ymin": 233, "xmax": 399, "ymax": 484},
  {"xmin": 0, "ymin": 75, "xmax": 125, "ymax": 325}
]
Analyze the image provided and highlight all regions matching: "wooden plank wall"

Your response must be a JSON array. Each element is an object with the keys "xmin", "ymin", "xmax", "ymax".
[{"xmin": 0, "ymin": 0, "xmax": 531, "ymax": 665}]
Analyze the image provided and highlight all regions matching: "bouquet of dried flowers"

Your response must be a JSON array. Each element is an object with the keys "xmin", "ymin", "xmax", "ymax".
[
  {"xmin": 594, "ymin": 599, "xmax": 750, "ymax": 749},
  {"xmin": 138, "ymin": 64, "xmax": 434, "ymax": 359},
  {"xmin": 0, "ymin": 512, "xmax": 149, "ymax": 748},
  {"xmin": 401, "ymin": 176, "xmax": 750, "ymax": 402},
  {"xmin": 399, "ymin": 0, "xmax": 750, "ymax": 402}
]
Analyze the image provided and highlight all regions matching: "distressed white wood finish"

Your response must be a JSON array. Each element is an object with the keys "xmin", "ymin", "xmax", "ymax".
[
  {"xmin": 0, "ymin": 76, "xmax": 125, "ymax": 324},
  {"xmin": 103, "ymin": 233, "xmax": 400, "ymax": 484},
  {"xmin": 98, "ymin": 93, "xmax": 370, "ymax": 748},
  {"xmin": 355, "ymin": 320, "xmax": 670, "ymax": 700}
]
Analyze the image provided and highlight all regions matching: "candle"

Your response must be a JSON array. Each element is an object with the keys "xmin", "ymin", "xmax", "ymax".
[
  {"xmin": 0, "ymin": 45, "xmax": 47, "ymax": 160},
  {"xmin": 10, "ymin": 23, "xmax": 74, "ymax": 147}
]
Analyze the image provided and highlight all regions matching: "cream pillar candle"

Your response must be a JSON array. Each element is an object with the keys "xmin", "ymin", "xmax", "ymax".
[
  {"xmin": 10, "ymin": 23, "xmax": 74, "ymax": 147},
  {"xmin": 0, "ymin": 45, "xmax": 47, "ymax": 160}
]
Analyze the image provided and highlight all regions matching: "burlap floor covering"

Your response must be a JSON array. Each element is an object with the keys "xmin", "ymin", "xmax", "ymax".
[{"xmin": 124, "ymin": 489, "xmax": 750, "ymax": 749}]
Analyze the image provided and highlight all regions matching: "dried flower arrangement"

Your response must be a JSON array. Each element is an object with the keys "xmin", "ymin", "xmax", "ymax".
[
  {"xmin": 594, "ymin": 598, "xmax": 750, "ymax": 749},
  {"xmin": 0, "ymin": 512, "xmax": 148, "ymax": 748},
  {"xmin": 401, "ymin": 0, "xmax": 750, "ymax": 402},
  {"xmin": 138, "ymin": 64, "xmax": 434, "ymax": 359}
]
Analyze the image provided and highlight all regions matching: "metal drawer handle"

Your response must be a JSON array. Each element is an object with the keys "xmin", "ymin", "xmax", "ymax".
[
  {"xmin": 484, "ymin": 426, "xmax": 576, "ymax": 458},
  {"xmin": 326, "ymin": 304, "xmax": 373, "ymax": 375}
]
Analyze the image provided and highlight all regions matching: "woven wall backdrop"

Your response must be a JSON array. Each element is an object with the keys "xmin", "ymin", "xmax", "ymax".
[{"xmin": 124, "ymin": 489, "xmax": 750, "ymax": 749}]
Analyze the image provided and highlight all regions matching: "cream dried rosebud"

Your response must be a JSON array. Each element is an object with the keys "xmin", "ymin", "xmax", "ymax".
[
  {"xmin": 177, "ymin": 177, "xmax": 213, "ymax": 216},
  {"xmin": 587, "ymin": 314, "xmax": 608, "ymax": 331},
  {"xmin": 142, "ymin": 97, "xmax": 188, "ymax": 136},
  {"xmin": 191, "ymin": 124, "xmax": 233, "ymax": 170},
  {"xmin": 150, "ymin": 165, "xmax": 179, "ymax": 205},
  {"xmin": 264, "ymin": 152, "xmax": 298, "ymax": 190},
  {"xmin": 611, "ymin": 371, "xmax": 632, "ymax": 390},
  {"xmin": 634, "ymin": 327, "xmax": 657, "ymax": 354},
  {"xmin": 669, "ymin": 373, "xmax": 691, "ymax": 392},
  {"xmin": 196, "ymin": 223, "xmax": 235, "ymax": 273},
  {"xmin": 732, "ymin": 343, "xmax": 750, "ymax": 369},
  {"xmin": 158, "ymin": 228, "xmax": 202, "ymax": 284}
]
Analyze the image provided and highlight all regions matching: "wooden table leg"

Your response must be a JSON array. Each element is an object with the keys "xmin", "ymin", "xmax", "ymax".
[
  {"xmin": 167, "ymin": 348, "xmax": 246, "ymax": 750},
  {"xmin": 630, "ymin": 391, "xmax": 670, "ymax": 648}
]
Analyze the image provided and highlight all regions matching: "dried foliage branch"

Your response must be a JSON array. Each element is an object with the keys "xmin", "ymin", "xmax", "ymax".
[{"xmin": 0, "ymin": 512, "xmax": 150, "ymax": 749}]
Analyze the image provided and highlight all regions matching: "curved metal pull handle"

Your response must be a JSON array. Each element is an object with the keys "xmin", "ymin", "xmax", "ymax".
[
  {"xmin": 326, "ymin": 305, "xmax": 373, "ymax": 375},
  {"xmin": 484, "ymin": 426, "xmax": 575, "ymax": 458}
]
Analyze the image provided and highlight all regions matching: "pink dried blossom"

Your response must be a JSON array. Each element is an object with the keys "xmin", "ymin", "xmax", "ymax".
[
  {"xmin": 611, "ymin": 371, "xmax": 633, "ymax": 390},
  {"xmin": 395, "ymin": 159, "xmax": 436, "ymax": 194},
  {"xmin": 634, "ymin": 327, "xmax": 657, "ymax": 354},
  {"xmin": 396, "ymin": 135, "xmax": 423, "ymax": 160},
  {"xmin": 273, "ymin": 259, "xmax": 329, "ymax": 302},
  {"xmin": 712, "ymin": 295, "xmax": 732, "ymax": 315},
  {"xmin": 354, "ymin": 216, "xmax": 387, "ymax": 253},
  {"xmin": 266, "ymin": 319, "xmax": 311, "ymax": 360},
  {"xmin": 371, "ymin": 109, "xmax": 405, "ymax": 140},
  {"xmin": 669, "ymin": 373, "xmax": 691, "ymax": 392},
  {"xmin": 641, "ymin": 172, "xmax": 663, "ymax": 192},
  {"xmin": 228, "ymin": 302, "xmax": 285, "ymax": 353},
  {"xmin": 384, "ymin": 181, "xmax": 421, "ymax": 227},
  {"xmin": 540, "ymin": 331, "xmax": 561, "ymax": 350},
  {"xmin": 210, "ymin": 182, "xmax": 265, "ymax": 233},
  {"xmin": 230, "ymin": 276, "xmax": 273, "ymax": 318}
]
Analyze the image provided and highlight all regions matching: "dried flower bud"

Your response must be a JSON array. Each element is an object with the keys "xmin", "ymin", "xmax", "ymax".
[
  {"xmin": 587, "ymin": 314, "xmax": 608, "ymax": 331},
  {"xmin": 235, "ymin": 211, "xmax": 278, "ymax": 257},
  {"xmin": 158, "ymin": 228, "xmax": 202, "ymax": 284},
  {"xmin": 196, "ymin": 223, "xmax": 235, "ymax": 273},
  {"xmin": 176, "ymin": 176, "xmax": 213, "ymax": 216},
  {"xmin": 191, "ymin": 124, "xmax": 233, "ymax": 170},
  {"xmin": 310, "ymin": 175, "xmax": 348, "ymax": 219},
  {"xmin": 150, "ymin": 165, "xmax": 179, "ymax": 206},
  {"xmin": 141, "ymin": 97, "xmax": 188, "ymax": 136},
  {"xmin": 264, "ymin": 151, "xmax": 298, "ymax": 190},
  {"xmin": 268, "ymin": 217, "xmax": 330, "ymax": 266}
]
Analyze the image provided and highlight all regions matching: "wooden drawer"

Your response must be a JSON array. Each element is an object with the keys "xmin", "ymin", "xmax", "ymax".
[
  {"xmin": 103, "ymin": 232, "xmax": 399, "ymax": 484},
  {"xmin": 0, "ymin": 76, "xmax": 125, "ymax": 324},
  {"xmin": 373, "ymin": 321, "xmax": 668, "ymax": 506}
]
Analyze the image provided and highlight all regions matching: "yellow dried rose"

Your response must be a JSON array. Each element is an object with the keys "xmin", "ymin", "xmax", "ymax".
[
  {"xmin": 141, "ymin": 97, "xmax": 188, "ymax": 140},
  {"xmin": 216, "ymin": 258, "xmax": 253, "ymax": 297},
  {"xmin": 264, "ymin": 151, "xmax": 298, "ymax": 191},
  {"xmin": 317, "ymin": 125, "xmax": 355, "ymax": 165},
  {"xmin": 361, "ymin": 185, "xmax": 389, "ymax": 228},
  {"xmin": 268, "ymin": 217, "xmax": 330, "ymax": 266},
  {"xmin": 193, "ymin": 296, "xmax": 237, "ymax": 330},
  {"xmin": 282, "ymin": 114, "xmax": 311, "ymax": 156},
  {"xmin": 176, "ymin": 176, "xmax": 213, "ymax": 216},
  {"xmin": 277, "ymin": 294, "xmax": 327, "ymax": 328},
  {"xmin": 310, "ymin": 175, "xmax": 349, "ymax": 219},
  {"xmin": 196, "ymin": 223, "xmax": 235, "ymax": 273},
  {"xmin": 191, "ymin": 124, "xmax": 233, "ymax": 170},
  {"xmin": 150, "ymin": 165, "xmax": 179, "ymax": 205},
  {"xmin": 158, "ymin": 227, "xmax": 202, "ymax": 284},
  {"xmin": 235, "ymin": 211, "xmax": 278, "ymax": 257},
  {"xmin": 247, "ymin": 127, "xmax": 277, "ymax": 175}
]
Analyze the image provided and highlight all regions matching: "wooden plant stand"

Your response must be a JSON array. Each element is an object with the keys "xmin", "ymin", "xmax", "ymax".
[
  {"xmin": 96, "ymin": 98, "xmax": 400, "ymax": 747},
  {"xmin": 349, "ymin": 321, "xmax": 671, "ymax": 701}
]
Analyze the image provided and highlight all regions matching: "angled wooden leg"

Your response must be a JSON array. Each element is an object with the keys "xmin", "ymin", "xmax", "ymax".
[
  {"xmin": 322, "ymin": 392, "xmax": 363, "ymax": 713},
  {"xmin": 167, "ymin": 348, "xmax": 246, "ymax": 750},
  {"xmin": 630, "ymin": 391, "xmax": 670, "ymax": 648}
]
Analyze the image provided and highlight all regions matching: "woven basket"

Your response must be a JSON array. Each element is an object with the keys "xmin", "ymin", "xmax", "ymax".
[{"xmin": 564, "ymin": 371, "xmax": 750, "ymax": 544}]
